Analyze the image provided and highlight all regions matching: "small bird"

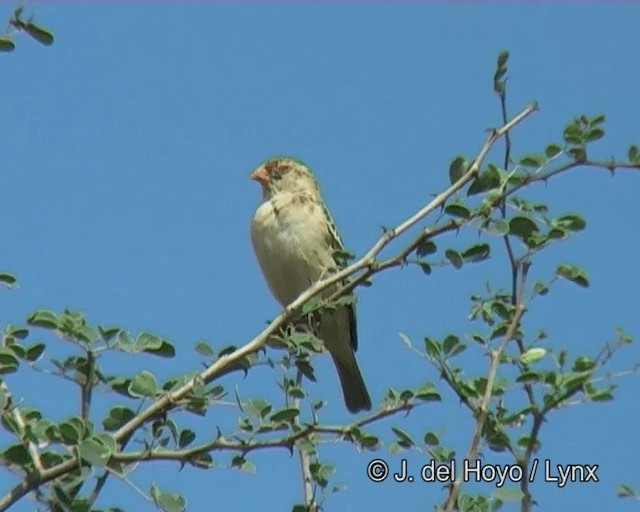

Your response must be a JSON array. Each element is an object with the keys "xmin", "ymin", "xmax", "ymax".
[{"xmin": 250, "ymin": 156, "xmax": 371, "ymax": 413}]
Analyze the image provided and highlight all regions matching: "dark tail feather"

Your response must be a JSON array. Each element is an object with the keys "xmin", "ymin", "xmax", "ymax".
[{"xmin": 332, "ymin": 354, "xmax": 372, "ymax": 413}]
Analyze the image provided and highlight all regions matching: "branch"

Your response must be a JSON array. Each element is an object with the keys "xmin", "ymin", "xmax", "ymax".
[{"xmin": 443, "ymin": 263, "xmax": 529, "ymax": 511}]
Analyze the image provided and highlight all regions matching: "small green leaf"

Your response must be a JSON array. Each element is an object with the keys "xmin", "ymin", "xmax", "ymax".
[
  {"xmin": 391, "ymin": 426, "xmax": 414, "ymax": 447},
  {"xmin": 520, "ymin": 348, "xmax": 546, "ymax": 365},
  {"xmin": 0, "ymin": 37, "xmax": 16, "ymax": 52},
  {"xmin": 442, "ymin": 334, "xmax": 460, "ymax": 355},
  {"xmin": 444, "ymin": 202, "xmax": 471, "ymax": 219},
  {"xmin": 532, "ymin": 281, "xmax": 549, "ymax": 296},
  {"xmin": 461, "ymin": 243, "xmax": 490, "ymax": 263},
  {"xmin": 449, "ymin": 156, "xmax": 466, "ymax": 184},
  {"xmin": 509, "ymin": 215, "xmax": 539, "ymax": 239},
  {"xmin": 424, "ymin": 337, "xmax": 441, "ymax": 358},
  {"xmin": 0, "ymin": 272, "xmax": 17, "ymax": 286},
  {"xmin": 545, "ymin": 143, "xmax": 563, "ymax": 159},
  {"xmin": 150, "ymin": 483, "xmax": 186, "ymax": 512},
  {"xmin": 102, "ymin": 406, "xmax": 136, "ymax": 431},
  {"xmin": 555, "ymin": 213, "xmax": 586, "ymax": 232},
  {"xmin": 516, "ymin": 371, "xmax": 541, "ymax": 384},
  {"xmin": 628, "ymin": 144, "xmax": 639, "ymax": 163},
  {"xmin": 585, "ymin": 127, "xmax": 604, "ymax": 142},
  {"xmin": 129, "ymin": 371, "xmax": 159, "ymax": 398},
  {"xmin": 194, "ymin": 341, "xmax": 214, "ymax": 357},
  {"xmin": 423, "ymin": 432, "xmax": 439, "ymax": 446},
  {"xmin": 445, "ymin": 249, "xmax": 463, "ymax": 269},
  {"xmin": 269, "ymin": 407, "xmax": 299, "ymax": 423},
  {"xmin": 23, "ymin": 21, "xmax": 54, "ymax": 46},
  {"xmin": 0, "ymin": 349, "xmax": 19, "ymax": 374},
  {"xmin": 27, "ymin": 309, "xmax": 58, "ymax": 329},
  {"xmin": 179, "ymin": 429, "xmax": 196, "ymax": 448},
  {"xmin": 519, "ymin": 154, "xmax": 544, "ymax": 167},
  {"xmin": 419, "ymin": 262, "xmax": 432, "ymax": 275},
  {"xmin": 572, "ymin": 356, "xmax": 596, "ymax": 372},
  {"xmin": 79, "ymin": 436, "xmax": 113, "ymax": 466},
  {"xmin": 467, "ymin": 165, "xmax": 501, "ymax": 196},
  {"xmin": 491, "ymin": 219, "xmax": 510, "ymax": 235},
  {"xmin": 556, "ymin": 263, "xmax": 589, "ymax": 288},
  {"xmin": 25, "ymin": 343, "xmax": 45, "ymax": 362},
  {"xmin": 416, "ymin": 239, "xmax": 437, "ymax": 257}
]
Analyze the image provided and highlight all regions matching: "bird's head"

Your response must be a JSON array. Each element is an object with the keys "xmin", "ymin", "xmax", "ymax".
[{"xmin": 250, "ymin": 156, "xmax": 319, "ymax": 200}]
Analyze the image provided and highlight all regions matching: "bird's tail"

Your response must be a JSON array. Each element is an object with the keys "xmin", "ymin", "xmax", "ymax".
[{"xmin": 331, "ymin": 351, "xmax": 372, "ymax": 413}]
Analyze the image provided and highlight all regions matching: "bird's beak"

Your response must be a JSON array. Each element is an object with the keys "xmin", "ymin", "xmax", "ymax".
[{"xmin": 250, "ymin": 166, "xmax": 269, "ymax": 186}]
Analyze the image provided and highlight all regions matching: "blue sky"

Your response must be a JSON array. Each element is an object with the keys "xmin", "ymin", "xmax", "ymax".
[{"xmin": 1, "ymin": 2, "xmax": 639, "ymax": 511}]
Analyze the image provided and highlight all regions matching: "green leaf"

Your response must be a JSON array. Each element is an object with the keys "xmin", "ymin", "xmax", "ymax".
[
  {"xmin": 491, "ymin": 219, "xmax": 510, "ymax": 235},
  {"xmin": 555, "ymin": 213, "xmax": 586, "ymax": 232},
  {"xmin": 519, "ymin": 154, "xmax": 544, "ymax": 167},
  {"xmin": 102, "ymin": 406, "xmax": 136, "ymax": 431},
  {"xmin": 0, "ymin": 272, "xmax": 17, "ymax": 286},
  {"xmin": 520, "ymin": 348, "xmax": 546, "ymax": 365},
  {"xmin": 445, "ymin": 249, "xmax": 463, "ymax": 269},
  {"xmin": 532, "ymin": 281, "xmax": 549, "ymax": 296},
  {"xmin": 179, "ymin": 429, "xmax": 196, "ymax": 448},
  {"xmin": 545, "ymin": 143, "xmax": 563, "ymax": 159},
  {"xmin": 391, "ymin": 426, "xmax": 414, "ymax": 447},
  {"xmin": 423, "ymin": 432, "xmax": 439, "ymax": 446},
  {"xmin": 516, "ymin": 371, "xmax": 541, "ymax": 384},
  {"xmin": 138, "ymin": 332, "xmax": 175, "ymax": 358},
  {"xmin": 572, "ymin": 356, "xmax": 596, "ymax": 372},
  {"xmin": 194, "ymin": 341, "xmax": 214, "ymax": 357},
  {"xmin": 128, "ymin": 371, "xmax": 159, "ymax": 398},
  {"xmin": 79, "ymin": 436, "xmax": 113, "ymax": 466},
  {"xmin": 0, "ymin": 349, "xmax": 19, "ymax": 374},
  {"xmin": 415, "ymin": 381, "xmax": 441, "ymax": 402},
  {"xmin": 449, "ymin": 156, "xmax": 466, "ymax": 184},
  {"xmin": 27, "ymin": 309, "xmax": 58, "ymax": 329},
  {"xmin": 444, "ymin": 202, "xmax": 471, "ymax": 219},
  {"xmin": 462, "ymin": 243, "xmax": 490, "ymax": 263},
  {"xmin": 269, "ymin": 407, "xmax": 299, "ymax": 423},
  {"xmin": 302, "ymin": 297, "xmax": 321, "ymax": 314},
  {"xmin": 59, "ymin": 417, "xmax": 87, "ymax": 445},
  {"xmin": 509, "ymin": 215, "xmax": 539, "ymax": 239},
  {"xmin": 467, "ymin": 165, "xmax": 501, "ymax": 196},
  {"xmin": 589, "ymin": 114, "xmax": 605, "ymax": 126},
  {"xmin": 556, "ymin": 263, "xmax": 589, "ymax": 288},
  {"xmin": 23, "ymin": 21, "xmax": 54, "ymax": 46},
  {"xmin": 3, "ymin": 444, "xmax": 30, "ymax": 465},
  {"xmin": 24, "ymin": 343, "xmax": 45, "ymax": 362},
  {"xmin": 416, "ymin": 240, "xmax": 437, "ymax": 257},
  {"xmin": 0, "ymin": 37, "xmax": 15, "ymax": 53},
  {"xmin": 243, "ymin": 399, "xmax": 272, "ymax": 419},
  {"xmin": 628, "ymin": 144, "xmax": 639, "ymax": 163},
  {"xmin": 442, "ymin": 334, "xmax": 460, "ymax": 355},
  {"xmin": 424, "ymin": 337, "xmax": 441, "ymax": 358},
  {"xmin": 586, "ymin": 127, "xmax": 604, "ymax": 142},
  {"xmin": 419, "ymin": 262, "xmax": 432, "ymax": 275},
  {"xmin": 150, "ymin": 483, "xmax": 187, "ymax": 512}
]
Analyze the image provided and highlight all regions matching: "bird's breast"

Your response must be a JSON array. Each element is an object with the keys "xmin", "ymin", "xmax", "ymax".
[{"xmin": 251, "ymin": 196, "xmax": 331, "ymax": 307}]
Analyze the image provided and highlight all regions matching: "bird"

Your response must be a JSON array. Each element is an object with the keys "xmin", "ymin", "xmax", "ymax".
[{"xmin": 249, "ymin": 156, "xmax": 371, "ymax": 413}]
